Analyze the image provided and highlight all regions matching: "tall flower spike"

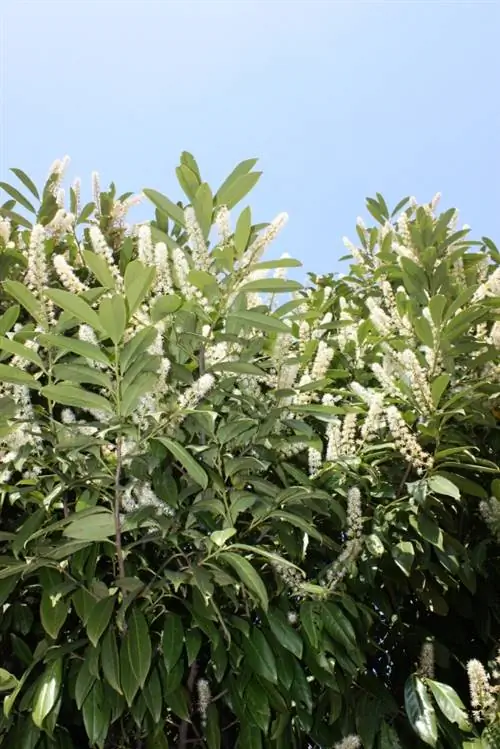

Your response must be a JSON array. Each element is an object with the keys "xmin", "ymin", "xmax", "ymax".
[
  {"xmin": 334, "ymin": 736, "xmax": 362, "ymax": 749},
  {"xmin": 92, "ymin": 171, "xmax": 101, "ymax": 214},
  {"xmin": 53, "ymin": 255, "xmax": 88, "ymax": 294},
  {"xmin": 137, "ymin": 225, "xmax": 154, "ymax": 265},
  {"xmin": 241, "ymin": 212, "xmax": 288, "ymax": 268},
  {"xmin": 184, "ymin": 206, "xmax": 211, "ymax": 271},
  {"xmin": 215, "ymin": 205, "xmax": 231, "ymax": 243},
  {"xmin": 89, "ymin": 226, "xmax": 123, "ymax": 288}
]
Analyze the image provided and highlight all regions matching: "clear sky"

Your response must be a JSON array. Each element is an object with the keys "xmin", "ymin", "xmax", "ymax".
[{"xmin": 2, "ymin": 0, "xmax": 499, "ymax": 274}]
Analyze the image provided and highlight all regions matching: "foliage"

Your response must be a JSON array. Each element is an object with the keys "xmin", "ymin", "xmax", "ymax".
[{"xmin": 0, "ymin": 155, "xmax": 499, "ymax": 749}]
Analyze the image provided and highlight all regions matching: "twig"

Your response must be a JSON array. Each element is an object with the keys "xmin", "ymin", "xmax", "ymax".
[
  {"xmin": 178, "ymin": 661, "xmax": 199, "ymax": 749},
  {"xmin": 114, "ymin": 435, "xmax": 125, "ymax": 579}
]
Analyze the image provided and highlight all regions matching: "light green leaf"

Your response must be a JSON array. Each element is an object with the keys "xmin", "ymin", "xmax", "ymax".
[
  {"xmin": 234, "ymin": 206, "xmax": 252, "ymax": 254},
  {"xmin": 10, "ymin": 168, "xmax": 40, "ymax": 200},
  {"xmin": 3, "ymin": 280, "xmax": 45, "ymax": 325},
  {"xmin": 176, "ymin": 164, "xmax": 200, "ymax": 202},
  {"xmin": 150, "ymin": 294, "xmax": 183, "ymax": 322},
  {"xmin": 242, "ymin": 629, "xmax": 277, "ymax": 683},
  {"xmin": 210, "ymin": 360, "xmax": 265, "ymax": 376},
  {"xmin": 0, "ymin": 668, "xmax": 18, "ymax": 692},
  {"xmin": 124, "ymin": 260, "xmax": 155, "ymax": 315},
  {"xmin": 0, "ymin": 305, "xmax": 20, "ymax": 337},
  {"xmin": 53, "ymin": 363, "xmax": 112, "ymax": 389},
  {"xmin": 193, "ymin": 182, "xmax": 213, "ymax": 239},
  {"xmin": 82, "ymin": 249, "xmax": 117, "ymax": 289},
  {"xmin": 239, "ymin": 278, "xmax": 302, "ymax": 293},
  {"xmin": 99, "ymin": 294, "xmax": 127, "ymax": 344},
  {"xmin": 63, "ymin": 510, "xmax": 115, "ymax": 541},
  {"xmin": 228, "ymin": 310, "xmax": 291, "ymax": 334},
  {"xmin": 32, "ymin": 659, "xmax": 63, "ymax": 728},
  {"xmin": 119, "ymin": 326, "xmax": 157, "ymax": 371},
  {"xmin": 428, "ymin": 295, "xmax": 447, "ymax": 327},
  {"xmin": 210, "ymin": 528, "xmax": 237, "ymax": 547},
  {"xmin": 121, "ymin": 371, "xmax": 158, "ymax": 417},
  {"xmin": 0, "ymin": 363, "xmax": 40, "ymax": 388},
  {"xmin": 431, "ymin": 374, "xmax": 450, "ymax": 407},
  {"xmin": 392, "ymin": 541, "xmax": 415, "ymax": 576},
  {"xmin": 428, "ymin": 474, "xmax": 460, "ymax": 499},
  {"xmin": 46, "ymin": 288, "xmax": 104, "ymax": 332},
  {"xmin": 219, "ymin": 551, "xmax": 268, "ymax": 611},
  {"xmin": 251, "ymin": 258, "xmax": 302, "ymax": 270},
  {"xmin": 155, "ymin": 437, "xmax": 208, "ymax": 489},
  {"xmin": 427, "ymin": 679, "xmax": 472, "ymax": 731},
  {"xmin": 216, "ymin": 168, "xmax": 261, "ymax": 209},
  {"xmin": 0, "ymin": 207, "xmax": 32, "ymax": 229},
  {"xmin": 0, "ymin": 181, "xmax": 36, "ymax": 212},
  {"xmin": 41, "ymin": 383, "xmax": 113, "ymax": 413},
  {"xmin": 40, "ymin": 333, "xmax": 110, "ymax": 365},
  {"xmin": 86, "ymin": 595, "xmax": 115, "ymax": 647},
  {"xmin": 143, "ymin": 188, "xmax": 185, "ymax": 226},
  {"xmin": 0, "ymin": 336, "xmax": 44, "ymax": 369},
  {"xmin": 404, "ymin": 675, "xmax": 438, "ymax": 746}
]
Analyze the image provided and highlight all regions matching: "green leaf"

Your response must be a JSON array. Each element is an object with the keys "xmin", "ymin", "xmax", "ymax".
[
  {"xmin": 234, "ymin": 206, "xmax": 252, "ymax": 254},
  {"xmin": 121, "ymin": 371, "xmax": 158, "ymax": 417},
  {"xmin": 75, "ymin": 657, "xmax": 96, "ymax": 710},
  {"xmin": 40, "ymin": 333, "xmax": 110, "ymax": 365},
  {"xmin": 63, "ymin": 510, "xmax": 115, "ymax": 541},
  {"xmin": 0, "ymin": 668, "xmax": 18, "ymax": 692},
  {"xmin": 428, "ymin": 295, "xmax": 447, "ymax": 327},
  {"xmin": 32, "ymin": 659, "xmax": 63, "ymax": 728},
  {"xmin": 53, "ymin": 363, "xmax": 112, "ymax": 389},
  {"xmin": 416, "ymin": 514, "xmax": 444, "ymax": 549},
  {"xmin": 239, "ymin": 278, "xmax": 302, "ymax": 294},
  {"xmin": 143, "ymin": 667, "xmax": 163, "ymax": 723},
  {"xmin": 143, "ymin": 188, "xmax": 186, "ymax": 226},
  {"xmin": 216, "ymin": 170, "xmax": 261, "ymax": 209},
  {"xmin": 0, "ymin": 181, "xmax": 36, "ymax": 213},
  {"xmin": 431, "ymin": 374, "xmax": 450, "ymax": 407},
  {"xmin": 266, "ymin": 609, "xmax": 303, "ymax": 658},
  {"xmin": 404, "ymin": 675, "xmax": 438, "ymax": 746},
  {"xmin": 210, "ymin": 528, "xmax": 237, "ymax": 547},
  {"xmin": 320, "ymin": 602, "xmax": 357, "ymax": 652},
  {"xmin": 162, "ymin": 613, "xmax": 184, "ymax": 672},
  {"xmin": 119, "ymin": 326, "xmax": 157, "ymax": 371},
  {"xmin": 428, "ymin": 474, "xmax": 460, "ymax": 500},
  {"xmin": 246, "ymin": 679, "xmax": 271, "ymax": 733},
  {"xmin": 242, "ymin": 629, "xmax": 277, "ymax": 683},
  {"xmin": 101, "ymin": 627, "xmax": 121, "ymax": 694},
  {"xmin": 3, "ymin": 280, "xmax": 45, "ymax": 325},
  {"xmin": 155, "ymin": 437, "xmax": 208, "ymax": 489},
  {"xmin": 219, "ymin": 552, "xmax": 268, "ymax": 611},
  {"xmin": 81, "ymin": 249, "xmax": 117, "ymax": 289},
  {"xmin": 10, "ymin": 168, "xmax": 40, "ymax": 200},
  {"xmin": 82, "ymin": 679, "xmax": 110, "ymax": 746},
  {"xmin": 46, "ymin": 289, "xmax": 104, "ymax": 332},
  {"xmin": 0, "ymin": 363, "xmax": 40, "ymax": 388},
  {"xmin": 193, "ymin": 182, "xmax": 214, "ymax": 239},
  {"xmin": 427, "ymin": 679, "xmax": 472, "ymax": 731},
  {"xmin": 210, "ymin": 361, "xmax": 265, "ymax": 376},
  {"xmin": 86, "ymin": 595, "xmax": 115, "ymax": 647},
  {"xmin": 205, "ymin": 703, "xmax": 221, "ymax": 749},
  {"xmin": 176, "ymin": 164, "xmax": 200, "ymax": 202},
  {"xmin": 300, "ymin": 601, "xmax": 320, "ymax": 649},
  {"xmin": 77, "ymin": 202, "xmax": 96, "ymax": 225},
  {"xmin": 151, "ymin": 293, "xmax": 183, "ymax": 322},
  {"xmin": 392, "ymin": 541, "xmax": 415, "ymax": 576},
  {"xmin": 41, "ymin": 384, "xmax": 113, "ymax": 413},
  {"xmin": 0, "ymin": 207, "xmax": 32, "ymax": 229},
  {"xmin": 99, "ymin": 294, "xmax": 127, "ymax": 344},
  {"xmin": 413, "ymin": 316, "xmax": 434, "ymax": 348},
  {"xmin": 12, "ymin": 508, "xmax": 46, "ymax": 558},
  {"xmin": 185, "ymin": 628, "xmax": 202, "ymax": 666},
  {"xmin": 0, "ymin": 305, "xmax": 20, "ymax": 337},
  {"xmin": 165, "ymin": 686, "xmax": 190, "ymax": 720},
  {"xmin": 40, "ymin": 589, "xmax": 68, "ymax": 639},
  {"xmin": 125, "ymin": 610, "xmax": 151, "ymax": 690},
  {"xmin": 252, "ymin": 258, "xmax": 302, "ymax": 271},
  {"xmin": 124, "ymin": 261, "xmax": 155, "ymax": 315},
  {"xmin": 0, "ymin": 336, "xmax": 44, "ymax": 369},
  {"xmin": 228, "ymin": 310, "xmax": 291, "ymax": 334}
]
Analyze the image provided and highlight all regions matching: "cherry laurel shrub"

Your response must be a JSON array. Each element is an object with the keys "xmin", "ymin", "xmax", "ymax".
[{"xmin": 0, "ymin": 155, "xmax": 499, "ymax": 749}]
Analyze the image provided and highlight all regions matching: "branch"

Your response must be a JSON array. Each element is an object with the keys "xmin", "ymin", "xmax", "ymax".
[
  {"xmin": 114, "ymin": 435, "xmax": 125, "ymax": 579},
  {"xmin": 178, "ymin": 661, "xmax": 199, "ymax": 749}
]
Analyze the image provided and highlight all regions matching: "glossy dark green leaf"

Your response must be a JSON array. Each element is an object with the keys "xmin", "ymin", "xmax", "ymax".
[
  {"xmin": 32, "ymin": 659, "xmax": 63, "ymax": 728},
  {"xmin": 404, "ymin": 675, "xmax": 438, "ymax": 747},
  {"xmin": 205, "ymin": 703, "xmax": 221, "ymax": 749},
  {"xmin": 300, "ymin": 601, "xmax": 320, "ymax": 649},
  {"xmin": 0, "ymin": 668, "xmax": 18, "ymax": 692},
  {"xmin": 86, "ymin": 595, "xmax": 115, "ymax": 647},
  {"xmin": 392, "ymin": 541, "xmax": 415, "ymax": 576},
  {"xmin": 266, "ymin": 609, "xmax": 303, "ymax": 658},
  {"xmin": 40, "ymin": 589, "xmax": 69, "ymax": 639},
  {"xmin": 427, "ymin": 679, "xmax": 472, "ymax": 731},
  {"xmin": 165, "ymin": 686, "xmax": 190, "ymax": 720},
  {"xmin": 428, "ymin": 475, "xmax": 460, "ymax": 500},
  {"xmin": 101, "ymin": 627, "xmax": 121, "ymax": 694},
  {"xmin": 75, "ymin": 658, "xmax": 96, "ymax": 710},
  {"xmin": 219, "ymin": 552, "xmax": 268, "ymax": 611},
  {"xmin": 185, "ymin": 628, "xmax": 202, "ymax": 666},
  {"xmin": 162, "ymin": 613, "xmax": 184, "ymax": 672},
  {"xmin": 82, "ymin": 679, "xmax": 110, "ymax": 746},
  {"xmin": 243, "ymin": 629, "xmax": 277, "ymax": 684},
  {"xmin": 143, "ymin": 667, "xmax": 163, "ymax": 723},
  {"xmin": 125, "ymin": 610, "xmax": 151, "ymax": 690}
]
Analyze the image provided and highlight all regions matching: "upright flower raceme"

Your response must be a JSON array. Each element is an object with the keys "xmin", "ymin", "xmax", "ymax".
[
  {"xmin": 53, "ymin": 255, "xmax": 88, "ymax": 294},
  {"xmin": 89, "ymin": 226, "xmax": 123, "ymax": 289},
  {"xmin": 240, "ymin": 212, "xmax": 288, "ymax": 268},
  {"xmin": 185, "ymin": 206, "xmax": 211, "ymax": 272}
]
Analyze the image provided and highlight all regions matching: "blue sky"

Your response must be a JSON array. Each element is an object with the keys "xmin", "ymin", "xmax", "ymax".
[{"xmin": 2, "ymin": 0, "xmax": 499, "ymax": 274}]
